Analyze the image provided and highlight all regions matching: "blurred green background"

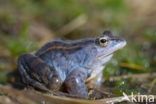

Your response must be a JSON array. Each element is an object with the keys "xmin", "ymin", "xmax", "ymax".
[{"xmin": 0, "ymin": 0, "xmax": 155, "ymax": 95}]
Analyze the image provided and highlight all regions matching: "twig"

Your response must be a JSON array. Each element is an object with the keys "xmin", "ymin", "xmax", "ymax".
[
  {"xmin": 148, "ymin": 78, "xmax": 156, "ymax": 93},
  {"xmin": 58, "ymin": 14, "xmax": 87, "ymax": 36},
  {"xmin": 99, "ymin": 94, "xmax": 156, "ymax": 104},
  {"xmin": 109, "ymin": 73, "xmax": 156, "ymax": 81}
]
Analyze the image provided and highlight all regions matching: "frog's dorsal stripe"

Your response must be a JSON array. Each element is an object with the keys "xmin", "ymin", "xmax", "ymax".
[{"xmin": 35, "ymin": 39, "xmax": 95, "ymax": 56}]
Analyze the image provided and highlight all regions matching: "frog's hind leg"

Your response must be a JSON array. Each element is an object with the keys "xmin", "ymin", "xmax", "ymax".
[
  {"xmin": 18, "ymin": 64, "xmax": 49, "ymax": 92},
  {"xmin": 17, "ymin": 54, "xmax": 60, "ymax": 92},
  {"xmin": 64, "ymin": 68, "xmax": 88, "ymax": 98}
]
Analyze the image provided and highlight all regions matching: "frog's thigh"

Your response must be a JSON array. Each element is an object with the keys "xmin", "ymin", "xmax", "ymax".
[
  {"xmin": 64, "ymin": 68, "xmax": 88, "ymax": 98},
  {"xmin": 18, "ymin": 54, "xmax": 53, "ymax": 91}
]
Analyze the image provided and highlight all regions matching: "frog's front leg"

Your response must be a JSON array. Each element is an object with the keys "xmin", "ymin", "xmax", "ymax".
[
  {"xmin": 64, "ymin": 68, "xmax": 88, "ymax": 98},
  {"xmin": 17, "ymin": 54, "xmax": 62, "ymax": 91}
]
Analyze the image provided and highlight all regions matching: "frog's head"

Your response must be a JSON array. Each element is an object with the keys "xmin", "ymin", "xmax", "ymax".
[
  {"xmin": 95, "ymin": 30, "xmax": 126, "ymax": 59},
  {"xmin": 87, "ymin": 30, "xmax": 126, "ymax": 66}
]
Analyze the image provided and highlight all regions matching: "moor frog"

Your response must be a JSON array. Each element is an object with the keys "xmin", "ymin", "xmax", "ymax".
[{"xmin": 17, "ymin": 31, "xmax": 126, "ymax": 98}]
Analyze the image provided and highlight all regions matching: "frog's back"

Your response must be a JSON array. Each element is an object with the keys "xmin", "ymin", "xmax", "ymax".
[
  {"xmin": 35, "ymin": 39, "xmax": 96, "ymax": 80},
  {"xmin": 35, "ymin": 39, "xmax": 95, "ymax": 56}
]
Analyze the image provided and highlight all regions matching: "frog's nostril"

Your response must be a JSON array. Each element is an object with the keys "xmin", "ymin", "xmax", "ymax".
[{"xmin": 115, "ymin": 39, "xmax": 127, "ymax": 49}]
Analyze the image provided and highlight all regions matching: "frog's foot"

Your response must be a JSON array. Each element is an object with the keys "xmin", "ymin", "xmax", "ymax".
[
  {"xmin": 17, "ymin": 54, "xmax": 62, "ymax": 92},
  {"xmin": 64, "ymin": 68, "xmax": 88, "ymax": 99}
]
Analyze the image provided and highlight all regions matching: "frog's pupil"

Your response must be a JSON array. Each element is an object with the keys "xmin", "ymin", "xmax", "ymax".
[{"xmin": 100, "ymin": 39, "xmax": 107, "ymax": 43}]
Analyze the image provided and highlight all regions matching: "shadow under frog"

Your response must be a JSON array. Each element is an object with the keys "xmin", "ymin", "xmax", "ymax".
[{"xmin": 17, "ymin": 31, "xmax": 126, "ymax": 98}]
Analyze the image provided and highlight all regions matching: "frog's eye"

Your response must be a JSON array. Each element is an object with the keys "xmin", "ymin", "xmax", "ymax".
[{"xmin": 99, "ymin": 37, "xmax": 108, "ymax": 47}]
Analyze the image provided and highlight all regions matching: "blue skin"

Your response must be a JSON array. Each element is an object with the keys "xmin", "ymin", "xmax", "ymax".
[{"xmin": 17, "ymin": 31, "xmax": 126, "ymax": 98}]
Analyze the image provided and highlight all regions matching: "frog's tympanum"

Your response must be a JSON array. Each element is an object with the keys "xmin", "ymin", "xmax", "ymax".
[{"xmin": 17, "ymin": 31, "xmax": 126, "ymax": 98}]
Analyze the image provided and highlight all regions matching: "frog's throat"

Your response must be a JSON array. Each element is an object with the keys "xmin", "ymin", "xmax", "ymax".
[{"xmin": 86, "ymin": 54, "xmax": 113, "ymax": 83}]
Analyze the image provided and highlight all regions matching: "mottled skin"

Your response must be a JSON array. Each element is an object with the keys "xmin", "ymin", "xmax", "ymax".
[{"xmin": 17, "ymin": 31, "xmax": 126, "ymax": 98}]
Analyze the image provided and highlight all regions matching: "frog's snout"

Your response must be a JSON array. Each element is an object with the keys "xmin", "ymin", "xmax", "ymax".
[{"xmin": 117, "ymin": 38, "xmax": 127, "ymax": 49}]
